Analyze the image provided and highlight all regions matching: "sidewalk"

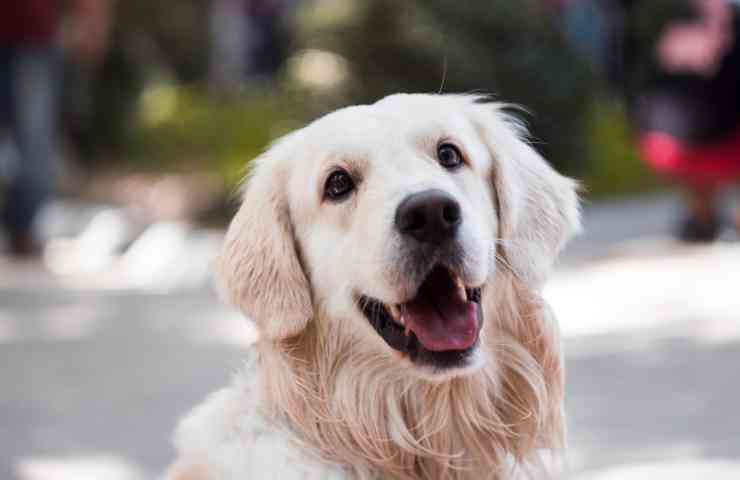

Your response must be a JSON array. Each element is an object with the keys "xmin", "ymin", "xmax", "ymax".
[
  {"xmin": 551, "ymin": 241, "xmax": 740, "ymax": 479},
  {"xmin": 2, "ymin": 192, "xmax": 739, "ymax": 479}
]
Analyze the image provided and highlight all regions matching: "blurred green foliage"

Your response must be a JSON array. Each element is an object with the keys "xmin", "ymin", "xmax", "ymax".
[
  {"xmin": 298, "ymin": 0, "xmax": 595, "ymax": 174},
  {"xmin": 73, "ymin": 0, "xmax": 670, "ymax": 199},
  {"xmin": 581, "ymin": 99, "xmax": 660, "ymax": 199},
  {"xmin": 63, "ymin": 0, "xmax": 209, "ymax": 161},
  {"xmin": 124, "ymin": 86, "xmax": 306, "ymax": 187}
]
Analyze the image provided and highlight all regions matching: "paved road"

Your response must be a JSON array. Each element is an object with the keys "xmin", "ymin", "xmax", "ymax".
[
  {"xmin": 553, "ymin": 242, "xmax": 740, "ymax": 478},
  {"xmin": 2, "ymin": 193, "xmax": 739, "ymax": 479}
]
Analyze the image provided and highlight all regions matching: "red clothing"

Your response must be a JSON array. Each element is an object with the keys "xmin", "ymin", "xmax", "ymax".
[
  {"xmin": 0, "ymin": 0, "xmax": 60, "ymax": 46},
  {"xmin": 640, "ymin": 128, "xmax": 740, "ymax": 187}
]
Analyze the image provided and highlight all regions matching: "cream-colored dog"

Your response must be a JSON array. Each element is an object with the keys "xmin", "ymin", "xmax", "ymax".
[{"xmin": 166, "ymin": 94, "xmax": 580, "ymax": 480}]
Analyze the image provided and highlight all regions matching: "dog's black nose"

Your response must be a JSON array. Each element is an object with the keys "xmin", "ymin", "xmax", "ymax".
[{"xmin": 395, "ymin": 189, "xmax": 461, "ymax": 244}]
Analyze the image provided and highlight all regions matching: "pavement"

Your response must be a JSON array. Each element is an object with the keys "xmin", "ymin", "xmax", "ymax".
[{"xmin": 1, "ymin": 192, "xmax": 739, "ymax": 479}]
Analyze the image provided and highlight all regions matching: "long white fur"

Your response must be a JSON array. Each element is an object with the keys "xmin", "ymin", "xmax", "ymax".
[{"xmin": 166, "ymin": 94, "xmax": 580, "ymax": 480}]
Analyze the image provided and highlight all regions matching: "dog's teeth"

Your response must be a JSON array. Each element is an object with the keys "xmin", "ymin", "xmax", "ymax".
[
  {"xmin": 389, "ymin": 304, "xmax": 402, "ymax": 322},
  {"xmin": 400, "ymin": 305, "xmax": 409, "ymax": 334},
  {"xmin": 453, "ymin": 276, "xmax": 467, "ymax": 301}
]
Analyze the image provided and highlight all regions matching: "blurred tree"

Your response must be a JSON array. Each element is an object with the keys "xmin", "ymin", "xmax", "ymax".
[
  {"xmin": 64, "ymin": 0, "xmax": 210, "ymax": 163},
  {"xmin": 296, "ymin": 0, "xmax": 596, "ymax": 174},
  {"xmin": 64, "ymin": 0, "xmax": 672, "ymax": 200}
]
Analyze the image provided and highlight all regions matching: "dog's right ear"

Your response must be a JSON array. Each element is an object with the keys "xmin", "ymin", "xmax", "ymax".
[{"xmin": 217, "ymin": 144, "xmax": 313, "ymax": 341}]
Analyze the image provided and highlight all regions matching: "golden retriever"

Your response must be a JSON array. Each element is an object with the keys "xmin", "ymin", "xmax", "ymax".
[{"xmin": 166, "ymin": 94, "xmax": 580, "ymax": 480}]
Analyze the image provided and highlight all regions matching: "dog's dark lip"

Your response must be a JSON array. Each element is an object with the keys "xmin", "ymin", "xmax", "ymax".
[{"xmin": 357, "ymin": 268, "xmax": 483, "ymax": 371}]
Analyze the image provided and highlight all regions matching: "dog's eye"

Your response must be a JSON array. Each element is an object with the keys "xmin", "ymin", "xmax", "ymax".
[
  {"xmin": 437, "ymin": 143, "xmax": 464, "ymax": 170},
  {"xmin": 324, "ymin": 169, "xmax": 355, "ymax": 201}
]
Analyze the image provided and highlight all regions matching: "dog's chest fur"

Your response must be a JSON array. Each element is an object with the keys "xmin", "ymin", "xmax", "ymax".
[
  {"xmin": 171, "ymin": 364, "xmax": 534, "ymax": 480},
  {"xmin": 172, "ymin": 370, "xmax": 352, "ymax": 479}
]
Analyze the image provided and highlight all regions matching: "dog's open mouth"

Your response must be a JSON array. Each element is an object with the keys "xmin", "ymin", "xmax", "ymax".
[{"xmin": 359, "ymin": 265, "xmax": 482, "ymax": 369}]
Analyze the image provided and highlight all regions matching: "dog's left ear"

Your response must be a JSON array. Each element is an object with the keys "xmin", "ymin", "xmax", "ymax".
[{"xmin": 468, "ymin": 100, "xmax": 581, "ymax": 289}]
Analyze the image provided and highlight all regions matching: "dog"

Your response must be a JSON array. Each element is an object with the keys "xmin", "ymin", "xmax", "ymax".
[{"xmin": 165, "ymin": 94, "xmax": 580, "ymax": 480}]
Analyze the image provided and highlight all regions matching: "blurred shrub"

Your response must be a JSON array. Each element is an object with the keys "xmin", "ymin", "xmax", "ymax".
[
  {"xmin": 296, "ymin": 0, "xmax": 595, "ymax": 175},
  {"xmin": 64, "ymin": 0, "xmax": 210, "ymax": 162},
  {"xmin": 581, "ymin": 98, "xmax": 660, "ymax": 198},
  {"xmin": 70, "ymin": 0, "xmax": 667, "ymax": 201},
  {"xmin": 124, "ymin": 86, "xmax": 306, "ymax": 188}
]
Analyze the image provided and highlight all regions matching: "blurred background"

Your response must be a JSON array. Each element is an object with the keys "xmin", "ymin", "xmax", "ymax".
[{"xmin": 1, "ymin": 0, "xmax": 739, "ymax": 479}]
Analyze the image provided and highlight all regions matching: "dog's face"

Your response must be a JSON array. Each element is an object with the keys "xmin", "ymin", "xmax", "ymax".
[
  {"xmin": 220, "ymin": 94, "xmax": 579, "ymax": 378},
  {"xmin": 286, "ymin": 96, "xmax": 498, "ymax": 374}
]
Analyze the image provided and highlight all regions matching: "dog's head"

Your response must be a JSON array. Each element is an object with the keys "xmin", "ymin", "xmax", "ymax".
[{"xmin": 219, "ymin": 94, "xmax": 579, "ymax": 378}]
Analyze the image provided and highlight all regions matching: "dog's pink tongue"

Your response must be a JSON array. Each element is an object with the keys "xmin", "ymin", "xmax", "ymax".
[{"xmin": 403, "ymin": 269, "xmax": 478, "ymax": 352}]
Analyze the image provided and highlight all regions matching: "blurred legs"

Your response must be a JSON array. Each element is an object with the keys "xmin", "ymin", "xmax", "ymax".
[
  {"xmin": 0, "ymin": 47, "xmax": 59, "ymax": 255},
  {"xmin": 678, "ymin": 185, "xmax": 721, "ymax": 242}
]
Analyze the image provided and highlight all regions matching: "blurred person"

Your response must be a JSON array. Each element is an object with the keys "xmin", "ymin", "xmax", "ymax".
[
  {"xmin": 210, "ymin": 0, "xmax": 249, "ymax": 92},
  {"xmin": 637, "ymin": 0, "xmax": 740, "ymax": 242},
  {"xmin": 0, "ymin": 0, "xmax": 109, "ymax": 257},
  {"xmin": 555, "ymin": 0, "xmax": 740, "ymax": 242},
  {"xmin": 245, "ymin": 0, "xmax": 292, "ymax": 78},
  {"xmin": 209, "ymin": 0, "xmax": 292, "ymax": 92}
]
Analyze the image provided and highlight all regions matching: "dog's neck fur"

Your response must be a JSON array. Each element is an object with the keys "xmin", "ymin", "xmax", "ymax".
[{"xmin": 254, "ymin": 272, "xmax": 564, "ymax": 480}]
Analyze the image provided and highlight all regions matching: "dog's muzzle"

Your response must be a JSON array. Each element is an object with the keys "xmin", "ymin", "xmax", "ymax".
[{"xmin": 356, "ymin": 189, "xmax": 483, "ymax": 372}]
